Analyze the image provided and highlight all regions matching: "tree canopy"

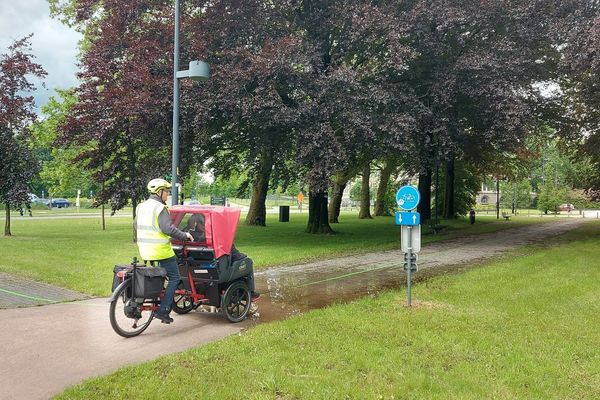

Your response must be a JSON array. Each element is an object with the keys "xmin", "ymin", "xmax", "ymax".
[
  {"xmin": 0, "ymin": 35, "xmax": 46, "ymax": 235},
  {"xmin": 47, "ymin": 0, "xmax": 600, "ymax": 232}
]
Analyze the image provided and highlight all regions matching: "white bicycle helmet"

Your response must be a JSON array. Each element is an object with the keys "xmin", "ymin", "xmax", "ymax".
[{"xmin": 147, "ymin": 178, "xmax": 172, "ymax": 194}]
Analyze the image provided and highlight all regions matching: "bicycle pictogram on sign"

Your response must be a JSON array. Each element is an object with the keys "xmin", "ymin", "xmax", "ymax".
[{"xmin": 395, "ymin": 186, "xmax": 420, "ymax": 211}]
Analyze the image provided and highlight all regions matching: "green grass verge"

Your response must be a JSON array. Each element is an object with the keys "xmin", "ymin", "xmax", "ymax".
[
  {"xmin": 56, "ymin": 222, "xmax": 600, "ymax": 399},
  {"xmin": 1, "ymin": 212, "xmax": 546, "ymax": 296}
]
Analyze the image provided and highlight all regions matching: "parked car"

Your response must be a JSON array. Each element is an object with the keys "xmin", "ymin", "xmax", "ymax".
[
  {"xmin": 559, "ymin": 203, "xmax": 575, "ymax": 212},
  {"xmin": 51, "ymin": 198, "xmax": 70, "ymax": 208},
  {"xmin": 28, "ymin": 193, "xmax": 50, "ymax": 206}
]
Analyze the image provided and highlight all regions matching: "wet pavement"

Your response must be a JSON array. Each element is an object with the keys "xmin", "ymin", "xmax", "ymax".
[
  {"xmin": 0, "ymin": 218, "xmax": 590, "ymax": 399},
  {"xmin": 252, "ymin": 218, "xmax": 589, "ymax": 322}
]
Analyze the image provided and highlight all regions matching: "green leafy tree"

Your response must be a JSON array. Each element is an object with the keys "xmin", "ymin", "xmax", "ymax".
[
  {"xmin": 192, "ymin": 177, "xmax": 213, "ymax": 199},
  {"xmin": 181, "ymin": 169, "xmax": 202, "ymax": 201},
  {"xmin": 211, "ymin": 172, "xmax": 250, "ymax": 199},
  {"xmin": 500, "ymin": 179, "xmax": 534, "ymax": 212},
  {"xmin": 435, "ymin": 160, "xmax": 481, "ymax": 218},
  {"xmin": 375, "ymin": 177, "xmax": 398, "ymax": 217},
  {"xmin": 374, "ymin": 159, "xmax": 399, "ymax": 217},
  {"xmin": 0, "ymin": 35, "xmax": 46, "ymax": 235},
  {"xmin": 30, "ymin": 90, "xmax": 97, "ymax": 199},
  {"xmin": 537, "ymin": 159, "xmax": 570, "ymax": 214},
  {"xmin": 538, "ymin": 184, "xmax": 568, "ymax": 214},
  {"xmin": 349, "ymin": 180, "xmax": 375, "ymax": 203}
]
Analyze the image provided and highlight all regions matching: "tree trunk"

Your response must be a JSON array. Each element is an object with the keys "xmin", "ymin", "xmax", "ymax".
[
  {"xmin": 417, "ymin": 168, "xmax": 432, "ymax": 222},
  {"xmin": 328, "ymin": 174, "xmax": 348, "ymax": 223},
  {"xmin": 496, "ymin": 178, "xmax": 500, "ymax": 220},
  {"xmin": 434, "ymin": 163, "xmax": 440, "ymax": 225},
  {"xmin": 132, "ymin": 199, "xmax": 138, "ymax": 243},
  {"xmin": 101, "ymin": 179, "xmax": 106, "ymax": 231},
  {"xmin": 4, "ymin": 202, "xmax": 11, "ymax": 236},
  {"xmin": 358, "ymin": 164, "xmax": 372, "ymax": 219},
  {"xmin": 245, "ymin": 172, "xmax": 269, "ymax": 226},
  {"xmin": 306, "ymin": 191, "xmax": 334, "ymax": 234},
  {"xmin": 443, "ymin": 157, "xmax": 455, "ymax": 219},
  {"xmin": 374, "ymin": 161, "xmax": 395, "ymax": 216},
  {"xmin": 245, "ymin": 153, "xmax": 272, "ymax": 226}
]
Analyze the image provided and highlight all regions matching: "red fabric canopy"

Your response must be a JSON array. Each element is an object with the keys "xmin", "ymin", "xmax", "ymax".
[{"xmin": 169, "ymin": 205, "xmax": 241, "ymax": 259}]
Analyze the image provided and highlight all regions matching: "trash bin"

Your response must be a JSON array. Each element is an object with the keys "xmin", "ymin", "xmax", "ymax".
[
  {"xmin": 279, "ymin": 205, "xmax": 290, "ymax": 222},
  {"xmin": 210, "ymin": 196, "xmax": 226, "ymax": 206}
]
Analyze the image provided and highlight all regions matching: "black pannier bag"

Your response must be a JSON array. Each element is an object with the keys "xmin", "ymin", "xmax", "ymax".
[
  {"xmin": 112, "ymin": 264, "xmax": 133, "ymax": 292},
  {"xmin": 134, "ymin": 267, "xmax": 167, "ymax": 299}
]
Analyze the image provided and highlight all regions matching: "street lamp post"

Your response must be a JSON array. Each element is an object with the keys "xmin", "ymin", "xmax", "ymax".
[{"xmin": 171, "ymin": 0, "xmax": 209, "ymax": 206}]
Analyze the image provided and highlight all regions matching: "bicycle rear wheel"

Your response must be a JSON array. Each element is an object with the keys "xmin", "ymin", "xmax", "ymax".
[{"xmin": 109, "ymin": 281, "xmax": 154, "ymax": 337}]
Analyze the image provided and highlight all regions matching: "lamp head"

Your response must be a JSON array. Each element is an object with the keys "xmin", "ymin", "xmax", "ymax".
[{"xmin": 188, "ymin": 60, "xmax": 210, "ymax": 81}]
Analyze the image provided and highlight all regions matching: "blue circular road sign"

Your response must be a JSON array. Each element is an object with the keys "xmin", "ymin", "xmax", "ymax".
[{"xmin": 396, "ymin": 185, "xmax": 420, "ymax": 210}]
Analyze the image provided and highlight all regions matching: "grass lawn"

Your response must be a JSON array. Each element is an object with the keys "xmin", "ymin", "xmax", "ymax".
[
  {"xmin": 1, "ymin": 212, "xmax": 546, "ymax": 296},
  {"xmin": 56, "ymin": 222, "xmax": 600, "ymax": 399}
]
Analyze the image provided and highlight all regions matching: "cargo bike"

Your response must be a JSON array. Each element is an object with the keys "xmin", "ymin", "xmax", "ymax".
[{"xmin": 109, "ymin": 206, "xmax": 257, "ymax": 337}]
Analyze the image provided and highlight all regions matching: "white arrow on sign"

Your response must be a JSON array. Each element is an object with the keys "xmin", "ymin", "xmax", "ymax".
[{"xmin": 412, "ymin": 214, "xmax": 417, "ymax": 224}]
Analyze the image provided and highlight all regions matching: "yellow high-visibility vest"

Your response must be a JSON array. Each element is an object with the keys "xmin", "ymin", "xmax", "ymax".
[{"xmin": 136, "ymin": 198, "xmax": 174, "ymax": 261}]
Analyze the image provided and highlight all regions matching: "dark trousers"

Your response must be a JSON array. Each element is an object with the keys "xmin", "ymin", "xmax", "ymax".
[{"xmin": 158, "ymin": 256, "xmax": 180, "ymax": 314}]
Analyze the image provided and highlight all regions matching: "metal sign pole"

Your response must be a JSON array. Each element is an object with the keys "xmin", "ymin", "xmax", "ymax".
[
  {"xmin": 407, "ymin": 225, "xmax": 412, "ymax": 306},
  {"xmin": 396, "ymin": 185, "xmax": 421, "ymax": 308}
]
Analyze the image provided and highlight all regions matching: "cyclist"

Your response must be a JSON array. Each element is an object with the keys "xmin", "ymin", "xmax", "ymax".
[{"xmin": 135, "ymin": 178, "xmax": 193, "ymax": 324}]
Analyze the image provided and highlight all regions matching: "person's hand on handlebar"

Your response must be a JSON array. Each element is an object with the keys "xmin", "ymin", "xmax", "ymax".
[{"xmin": 185, "ymin": 232, "xmax": 194, "ymax": 241}]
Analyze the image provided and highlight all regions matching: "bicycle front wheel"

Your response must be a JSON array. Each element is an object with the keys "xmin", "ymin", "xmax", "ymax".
[{"xmin": 109, "ymin": 281, "xmax": 154, "ymax": 338}]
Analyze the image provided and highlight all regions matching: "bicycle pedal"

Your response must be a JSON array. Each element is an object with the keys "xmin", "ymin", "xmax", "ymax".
[{"xmin": 160, "ymin": 320, "xmax": 172, "ymax": 324}]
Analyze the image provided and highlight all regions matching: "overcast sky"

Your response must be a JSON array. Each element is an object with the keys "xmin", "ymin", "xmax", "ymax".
[{"xmin": 0, "ymin": 0, "xmax": 81, "ymax": 114}]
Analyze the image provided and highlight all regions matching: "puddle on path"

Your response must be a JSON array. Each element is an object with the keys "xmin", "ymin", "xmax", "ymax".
[
  {"xmin": 253, "ymin": 261, "xmax": 405, "ymax": 323},
  {"xmin": 248, "ymin": 218, "xmax": 588, "ymax": 323},
  {"xmin": 251, "ymin": 257, "xmax": 472, "ymax": 323}
]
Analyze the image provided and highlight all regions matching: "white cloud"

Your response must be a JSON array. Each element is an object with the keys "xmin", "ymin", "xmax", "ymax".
[{"xmin": 0, "ymin": 0, "xmax": 81, "ymax": 113}]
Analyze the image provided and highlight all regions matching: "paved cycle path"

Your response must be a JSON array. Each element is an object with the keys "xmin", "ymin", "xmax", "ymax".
[
  {"xmin": 0, "ymin": 218, "xmax": 590, "ymax": 399},
  {"xmin": 0, "ymin": 272, "xmax": 89, "ymax": 308}
]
